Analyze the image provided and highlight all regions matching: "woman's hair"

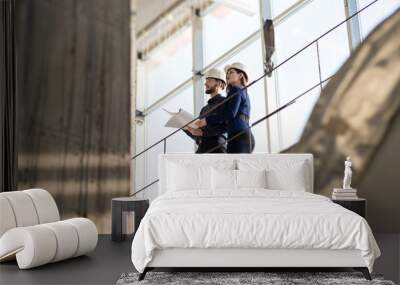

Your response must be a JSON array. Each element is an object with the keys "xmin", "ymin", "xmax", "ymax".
[{"xmin": 233, "ymin": 68, "xmax": 248, "ymax": 86}]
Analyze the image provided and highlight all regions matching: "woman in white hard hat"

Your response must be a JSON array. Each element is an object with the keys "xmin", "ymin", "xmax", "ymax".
[
  {"xmin": 195, "ymin": 62, "xmax": 255, "ymax": 153},
  {"xmin": 184, "ymin": 68, "xmax": 227, "ymax": 153}
]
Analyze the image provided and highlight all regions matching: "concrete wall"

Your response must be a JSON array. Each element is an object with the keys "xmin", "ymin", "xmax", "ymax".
[
  {"xmin": 374, "ymin": 234, "xmax": 400, "ymax": 284},
  {"xmin": 15, "ymin": 0, "xmax": 132, "ymax": 233},
  {"xmin": 359, "ymin": 107, "xmax": 400, "ymax": 284},
  {"xmin": 358, "ymin": 111, "xmax": 400, "ymax": 233},
  {"xmin": 361, "ymin": 112, "xmax": 400, "ymax": 283}
]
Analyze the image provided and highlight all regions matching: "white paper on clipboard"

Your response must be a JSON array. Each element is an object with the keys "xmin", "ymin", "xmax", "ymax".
[{"xmin": 163, "ymin": 108, "xmax": 198, "ymax": 129}]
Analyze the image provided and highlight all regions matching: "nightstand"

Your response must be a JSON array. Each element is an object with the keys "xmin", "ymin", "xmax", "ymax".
[
  {"xmin": 111, "ymin": 197, "xmax": 149, "ymax": 242},
  {"xmin": 332, "ymin": 198, "xmax": 366, "ymax": 218}
]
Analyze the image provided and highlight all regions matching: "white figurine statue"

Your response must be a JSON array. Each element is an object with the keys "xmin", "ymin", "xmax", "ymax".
[{"xmin": 343, "ymin": 157, "xmax": 353, "ymax": 189}]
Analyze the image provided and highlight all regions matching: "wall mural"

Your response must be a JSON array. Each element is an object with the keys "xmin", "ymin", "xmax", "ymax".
[{"xmin": 15, "ymin": 0, "xmax": 132, "ymax": 234}]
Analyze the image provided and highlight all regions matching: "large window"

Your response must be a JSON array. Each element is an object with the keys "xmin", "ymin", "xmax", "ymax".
[
  {"xmin": 358, "ymin": 0, "xmax": 399, "ymax": 39},
  {"xmin": 145, "ymin": 85, "xmax": 194, "ymax": 152},
  {"xmin": 273, "ymin": 0, "xmax": 349, "ymax": 149},
  {"xmin": 271, "ymin": 0, "xmax": 300, "ymax": 17},
  {"xmin": 138, "ymin": 26, "xmax": 192, "ymax": 108},
  {"xmin": 203, "ymin": 0, "xmax": 260, "ymax": 65},
  {"xmin": 135, "ymin": 24, "xmax": 194, "ymax": 199},
  {"xmin": 135, "ymin": 84, "xmax": 194, "ymax": 200},
  {"xmin": 275, "ymin": 1, "xmax": 347, "ymax": 62},
  {"xmin": 317, "ymin": 24, "xmax": 350, "ymax": 80}
]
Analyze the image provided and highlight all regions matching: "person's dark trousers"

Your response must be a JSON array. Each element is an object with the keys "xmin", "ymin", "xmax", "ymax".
[
  {"xmin": 227, "ymin": 130, "xmax": 255, "ymax": 153},
  {"xmin": 196, "ymin": 136, "xmax": 227, "ymax": 153}
]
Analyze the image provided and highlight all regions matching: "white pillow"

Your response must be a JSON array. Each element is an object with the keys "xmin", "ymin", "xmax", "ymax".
[
  {"xmin": 211, "ymin": 168, "xmax": 237, "ymax": 190},
  {"xmin": 237, "ymin": 159, "xmax": 308, "ymax": 191},
  {"xmin": 266, "ymin": 163, "xmax": 306, "ymax": 191},
  {"xmin": 236, "ymin": 169, "xmax": 268, "ymax": 189},
  {"xmin": 168, "ymin": 162, "xmax": 212, "ymax": 191},
  {"xmin": 211, "ymin": 169, "xmax": 268, "ymax": 190}
]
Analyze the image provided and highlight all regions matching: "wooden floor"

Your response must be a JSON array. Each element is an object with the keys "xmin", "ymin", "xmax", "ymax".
[
  {"xmin": 0, "ymin": 235, "xmax": 133, "ymax": 285},
  {"xmin": 1, "ymin": 234, "xmax": 398, "ymax": 284}
]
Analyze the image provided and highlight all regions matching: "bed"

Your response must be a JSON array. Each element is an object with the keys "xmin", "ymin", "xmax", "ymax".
[{"xmin": 131, "ymin": 153, "xmax": 380, "ymax": 280}]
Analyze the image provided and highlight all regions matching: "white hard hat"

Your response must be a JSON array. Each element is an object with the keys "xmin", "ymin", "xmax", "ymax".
[
  {"xmin": 205, "ymin": 68, "xmax": 226, "ymax": 84},
  {"xmin": 224, "ymin": 62, "xmax": 249, "ymax": 80}
]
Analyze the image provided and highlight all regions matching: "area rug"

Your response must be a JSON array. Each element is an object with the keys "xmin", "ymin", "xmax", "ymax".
[{"xmin": 116, "ymin": 271, "xmax": 396, "ymax": 285}]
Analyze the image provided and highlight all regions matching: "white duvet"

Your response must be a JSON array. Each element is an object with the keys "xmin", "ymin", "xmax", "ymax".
[{"xmin": 131, "ymin": 190, "xmax": 380, "ymax": 273}]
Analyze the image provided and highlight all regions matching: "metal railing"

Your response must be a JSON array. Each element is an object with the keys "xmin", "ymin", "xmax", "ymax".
[{"xmin": 131, "ymin": 0, "xmax": 378, "ymax": 197}]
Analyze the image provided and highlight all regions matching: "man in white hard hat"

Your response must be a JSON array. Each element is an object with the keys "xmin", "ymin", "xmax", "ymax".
[{"xmin": 184, "ymin": 68, "xmax": 227, "ymax": 153}]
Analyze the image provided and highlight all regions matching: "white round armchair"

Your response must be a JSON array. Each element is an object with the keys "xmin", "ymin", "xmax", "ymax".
[{"xmin": 0, "ymin": 189, "xmax": 98, "ymax": 269}]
